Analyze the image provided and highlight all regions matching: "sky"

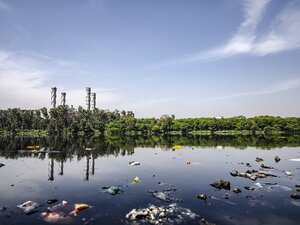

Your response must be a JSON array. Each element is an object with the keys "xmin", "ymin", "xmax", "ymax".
[{"xmin": 0, "ymin": 0, "xmax": 300, "ymax": 118}]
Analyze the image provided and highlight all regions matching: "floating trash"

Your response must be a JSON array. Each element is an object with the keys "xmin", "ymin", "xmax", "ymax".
[
  {"xmin": 125, "ymin": 203, "xmax": 199, "ymax": 224},
  {"xmin": 129, "ymin": 161, "xmax": 141, "ymax": 166},
  {"xmin": 151, "ymin": 191, "xmax": 171, "ymax": 202},
  {"xmin": 172, "ymin": 145, "xmax": 183, "ymax": 150},
  {"xmin": 210, "ymin": 180, "xmax": 231, "ymax": 190},
  {"xmin": 290, "ymin": 158, "xmax": 300, "ymax": 162},
  {"xmin": 275, "ymin": 155, "xmax": 281, "ymax": 163},
  {"xmin": 256, "ymin": 157, "xmax": 264, "ymax": 162},
  {"xmin": 290, "ymin": 193, "xmax": 300, "ymax": 199},
  {"xmin": 244, "ymin": 186, "xmax": 255, "ymax": 191},
  {"xmin": 261, "ymin": 163, "xmax": 273, "ymax": 169},
  {"xmin": 48, "ymin": 200, "xmax": 68, "ymax": 212},
  {"xmin": 133, "ymin": 176, "xmax": 140, "ymax": 183},
  {"xmin": 70, "ymin": 203, "xmax": 90, "ymax": 216},
  {"xmin": 230, "ymin": 170, "xmax": 239, "ymax": 177},
  {"xmin": 232, "ymin": 188, "xmax": 241, "ymax": 193},
  {"xmin": 41, "ymin": 211, "xmax": 73, "ymax": 223},
  {"xmin": 197, "ymin": 194, "xmax": 207, "ymax": 201},
  {"xmin": 223, "ymin": 193, "xmax": 229, "ymax": 199},
  {"xmin": 285, "ymin": 171, "xmax": 293, "ymax": 176},
  {"xmin": 17, "ymin": 200, "xmax": 40, "ymax": 214},
  {"xmin": 102, "ymin": 186, "xmax": 124, "ymax": 195},
  {"xmin": 254, "ymin": 183, "xmax": 263, "ymax": 188}
]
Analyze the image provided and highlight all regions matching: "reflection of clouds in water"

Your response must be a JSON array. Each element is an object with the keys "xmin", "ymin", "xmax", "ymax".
[
  {"xmin": 223, "ymin": 214, "xmax": 297, "ymax": 225},
  {"xmin": 289, "ymin": 200, "xmax": 300, "ymax": 207}
]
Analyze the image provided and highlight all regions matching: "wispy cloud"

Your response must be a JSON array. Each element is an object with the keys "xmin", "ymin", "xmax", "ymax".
[
  {"xmin": 205, "ymin": 78, "xmax": 300, "ymax": 102},
  {"xmin": 253, "ymin": 3, "xmax": 300, "ymax": 55},
  {"xmin": 158, "ymin": 0, "xmax": 300, "ymax": 66},
  {"xmin": 200, "ymin": 0, "xmax": 271, "ymax": 60},
  {"xmin": 0, "ymin": 0, "xmax": 10, "ymax": 11},
  {"xmin": 0, "ymin": 50, "xmax": 122, "ymax": 109}
]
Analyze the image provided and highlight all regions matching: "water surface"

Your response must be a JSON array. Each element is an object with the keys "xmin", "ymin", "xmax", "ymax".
[{"xmin": 0, "ymin": 135, "xmax": 300, "ymax": 225}]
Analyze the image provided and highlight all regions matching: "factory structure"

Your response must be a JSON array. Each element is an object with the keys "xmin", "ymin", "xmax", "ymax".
[
  {"xmin": 47, "ymin": 87, "xmax": 98, "ymax": 181},
  {"xmin": 50, "ymin": 86, "xmax": 97, "ymax": 110}
]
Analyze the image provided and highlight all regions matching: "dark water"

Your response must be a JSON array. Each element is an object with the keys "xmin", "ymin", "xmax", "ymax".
[{"xmin": 0, "ymin": 135, "xmax": 300, "ymax": 225}]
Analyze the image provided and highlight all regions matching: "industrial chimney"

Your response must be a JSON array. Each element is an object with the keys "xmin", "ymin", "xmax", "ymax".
[
  {"xmin": 61, "ymin": 92, "xmax": 66, "ymax": 106},
  {"xmin": 86, "ymin": 87, "xmax": 91, "ymax": 110},
  {"xmin": 91, "ymin": 93, "xmax": 96, "ymax": 110},
  {"xmin": 51, "ymin": 87, "xmax": 57, "ymax": 108}
]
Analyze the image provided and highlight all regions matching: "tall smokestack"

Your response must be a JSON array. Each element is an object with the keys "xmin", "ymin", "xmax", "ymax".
[
  {"xmin": 51, "ymin": 87, "xmax": 57, "ymax": 108},
  {"xmin": 91, "ymin": 93, "xmax": 96, "ymax": 110},
  {"xmin": 61, "ymin": 92, "xmax": 66, "ymax": 106},
  {"xmin": 86, "ymin": 87, "xmax": 91, "ymax": 110}
]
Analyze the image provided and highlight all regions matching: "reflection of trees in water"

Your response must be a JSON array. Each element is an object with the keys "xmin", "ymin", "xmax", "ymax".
[
  {"xmin": 170, "ymin": 135, "xmax": 300, "ymax": 149},
  {"xmin": 0, "ymin": 135, "xmax": 300, "ymax": 160}
]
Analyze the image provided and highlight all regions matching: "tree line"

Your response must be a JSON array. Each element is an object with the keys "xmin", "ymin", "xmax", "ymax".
[{"xmin": 0, "ymin": 107, "xmax": 300, "ymax": 136}]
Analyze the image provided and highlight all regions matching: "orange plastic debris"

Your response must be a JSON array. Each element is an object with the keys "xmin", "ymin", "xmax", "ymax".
[
  {"xmin": 74, "ymin": 203, "xmax": 89, "ymax": 211},
  {"xmin": 70, "ymin": 203, "xmax": 90, "ymax": 215}
]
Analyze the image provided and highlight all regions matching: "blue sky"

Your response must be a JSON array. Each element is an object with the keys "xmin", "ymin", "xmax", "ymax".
[{"xmin": 0, "ymin": 0, "xmax": 300, "ymax": 118}]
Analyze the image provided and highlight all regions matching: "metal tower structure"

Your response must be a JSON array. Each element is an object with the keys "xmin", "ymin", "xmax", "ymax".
[
  {"xmin": 86, "ymin": 87, "xmax": 91, "ymax": 111},
  {"xmin": 91, "ymin": 93, "xmax": 96, "ymax": 110},
  {"xmin": 61, "ymin": 92, "xmax": 66, "ymax": 106},
  {"xmin": 51, "ymin": 87, "xmax": 57, "ymax": 108}
]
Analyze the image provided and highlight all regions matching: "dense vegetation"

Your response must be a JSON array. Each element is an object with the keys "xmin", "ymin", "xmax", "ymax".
[{"xmin": 0, "ymin": 107, "xmax": 300, "ymax": 136}]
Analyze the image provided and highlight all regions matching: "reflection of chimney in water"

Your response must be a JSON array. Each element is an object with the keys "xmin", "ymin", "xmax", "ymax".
[
  {"xmin": 91, "ymin": 156, "xmax": 95, "ymax": 175},
  {"xmin": 58, "ymin": 161, "xmax": 64, "ymax": 176},
  {"xmin": 84, "ymin": 156, "xmax": 90, "ymax": 181},
  {"xmin": 48, "ymin": 158, "xmax": 54, "ymax": 181}
]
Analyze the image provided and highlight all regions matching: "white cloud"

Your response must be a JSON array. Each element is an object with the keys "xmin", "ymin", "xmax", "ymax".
[
  {"xmin": 0, "ymin": 50, "xmax": 122, "ymax": 109},
  {"xmin": 158, "ymin": 0, "xmax": 300, "ymax": 66},
  {"xmin": 205, "ymin": 78, "xmax": 300, "ymax": 102},
  {"xmin": 253, "ymin": 3, "xmax": 300, "ymax": 55},
  {"xmin": 0, "ymin": 1, "xmax": 10, "ymax": 11}
]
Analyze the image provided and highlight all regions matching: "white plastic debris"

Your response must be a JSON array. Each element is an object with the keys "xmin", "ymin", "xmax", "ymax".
[
  {"xmin": 129, "ymin": 161, "xmax": 141, "ymax": 166},
  {"xmin": 17, "ymin": 200, "xmax": 40, "ymax": 214},
  {"xmin": 285, "ymin": 171, "xmax": 293, "ymax": 176},
  {"xmin": 126, "ymin": 203, "xmax": 199, "ymax": 224},
  {"xmin": 290, "ymin": 158, "xmax": 300, "ymax": 162}
]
